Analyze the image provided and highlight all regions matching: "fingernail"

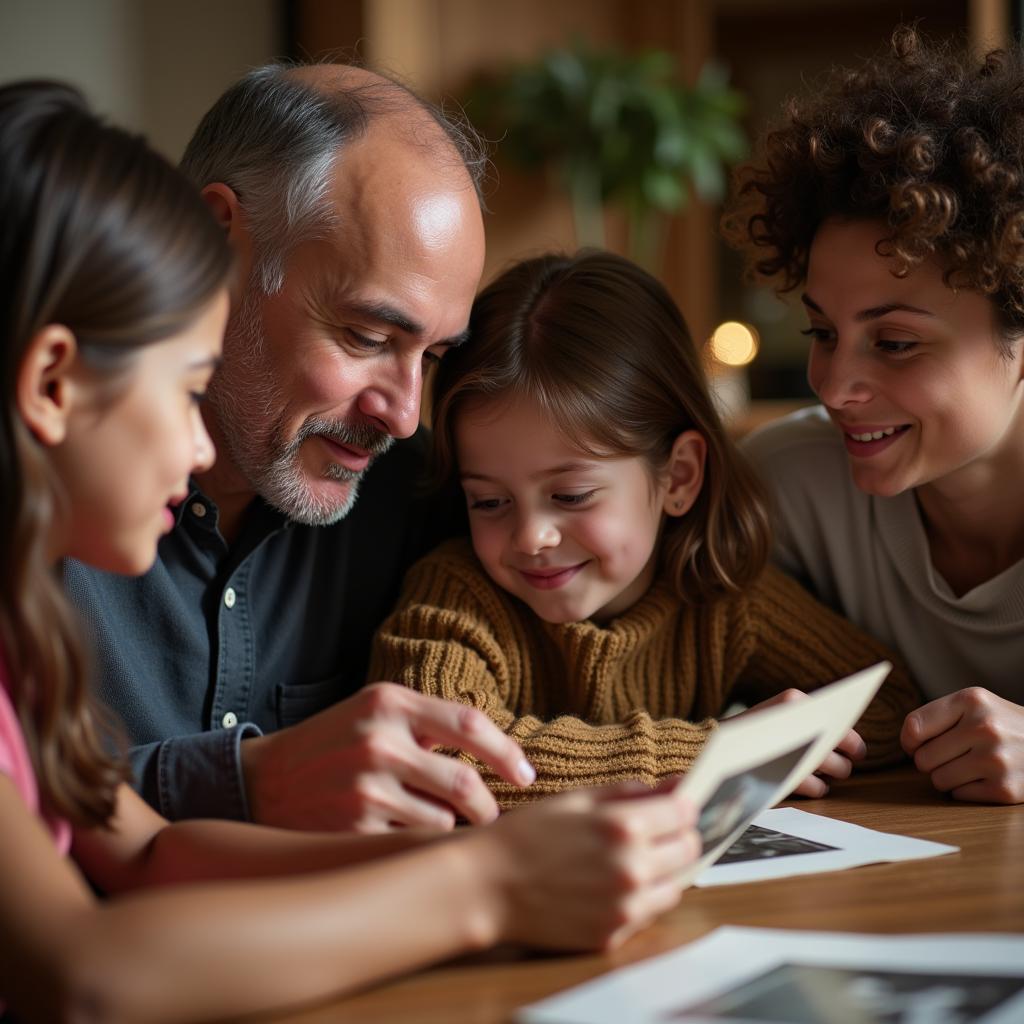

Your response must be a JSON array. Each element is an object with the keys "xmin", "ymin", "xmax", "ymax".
[{"xmin": 516, "ymin": 759, "xmax": 536, "ymax": 786}]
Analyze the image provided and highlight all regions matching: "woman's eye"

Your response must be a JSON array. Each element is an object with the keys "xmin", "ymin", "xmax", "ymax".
[
  {"xmin": 554, "ymin": 490, "xmax": 596, "ymax": 506},
  {"xmin": 800, "ymin": 326, "xmax": 835, "ymax": 344},
  {"xmin": 189, "ymin": 391, "xmax": 208, "ymax": 406},
  {"xmin": 877, "ymin": 338, "xmax": 917, "ymax": 355}
]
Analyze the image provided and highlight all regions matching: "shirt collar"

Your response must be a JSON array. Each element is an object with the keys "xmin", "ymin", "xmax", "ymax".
[{"xmin": 175, "ymin": 478, "xmax": 294, "ymax": 537}]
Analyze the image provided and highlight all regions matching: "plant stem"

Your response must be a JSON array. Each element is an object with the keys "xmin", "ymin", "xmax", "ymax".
[
  {"xmin": 567, "ymin": 162, "xmax": 605, "ymax": 250},
  {"xmin": 628, "ymin": 203, "xmax": 665, "ymax": 273}
]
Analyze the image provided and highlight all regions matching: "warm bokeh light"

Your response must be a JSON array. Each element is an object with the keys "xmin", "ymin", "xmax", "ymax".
[{"xmin": 710, "ymin": 320, "xmax": 759, "ymax": 367}]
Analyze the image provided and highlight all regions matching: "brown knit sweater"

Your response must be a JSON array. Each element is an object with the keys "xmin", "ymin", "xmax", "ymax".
[{"xmin": 369, "ymin": 539, "xmax": 921, "ymax": 807}]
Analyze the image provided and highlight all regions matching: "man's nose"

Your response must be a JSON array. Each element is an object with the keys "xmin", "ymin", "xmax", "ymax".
[{"xmin": 357, "ymin": 358, "xmax": 423, "ymax": 439}]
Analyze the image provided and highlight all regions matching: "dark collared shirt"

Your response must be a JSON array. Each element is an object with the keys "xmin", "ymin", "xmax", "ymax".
[{"xmin": 64, "ymin": 433, "xmax": 453, "ymax": 821}]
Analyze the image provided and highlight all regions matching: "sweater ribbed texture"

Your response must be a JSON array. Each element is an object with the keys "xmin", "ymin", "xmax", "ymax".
[{"xmin": 370, "ymin": 539, "xmax": 921, "ymax": 807}]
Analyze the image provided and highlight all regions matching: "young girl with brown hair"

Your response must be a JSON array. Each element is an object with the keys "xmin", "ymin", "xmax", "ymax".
[
  {"xmin": 0, "ymin": 82, "xmax": 703, "ymax": 1022},
  {"xmin": 370, "ymin": 249, "xmax": 921, "ymax": 807}
]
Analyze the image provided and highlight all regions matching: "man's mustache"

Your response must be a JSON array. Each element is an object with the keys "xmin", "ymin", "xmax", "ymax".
[{"xmin": 291, "ymin": 417, "xmax": 395, "ymax": 459}]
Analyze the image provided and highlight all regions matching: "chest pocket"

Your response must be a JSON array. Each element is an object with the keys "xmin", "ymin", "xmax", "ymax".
[{"xmin": 275, "ymin": 674, "xmax": 348, "ymax": 729}]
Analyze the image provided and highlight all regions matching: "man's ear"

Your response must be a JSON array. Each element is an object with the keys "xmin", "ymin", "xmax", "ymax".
[
  {"xmin": 662, "ymin": 430, "xmax": 707, "ymax": 517},
  {"xmin": 201, "ymin": 183, "xmax": 253, "ymax": 282},
  {"xmin": 17, "ymin": 324, "xmax": 79, "ymax": 446}
]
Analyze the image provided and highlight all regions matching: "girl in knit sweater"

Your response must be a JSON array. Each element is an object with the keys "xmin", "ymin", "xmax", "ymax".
[{"xmin": 370, "ymin": 250, "xmax": 922, "ymax": 807}]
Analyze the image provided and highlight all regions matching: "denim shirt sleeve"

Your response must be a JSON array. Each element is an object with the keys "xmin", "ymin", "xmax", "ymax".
[
  {"xmin": 130, "ymin": 724, "xmax": 262, "ymax": 821},
  {"xmin": 64, "ymin": 431, "xmax": 447, "ymax": 824}
]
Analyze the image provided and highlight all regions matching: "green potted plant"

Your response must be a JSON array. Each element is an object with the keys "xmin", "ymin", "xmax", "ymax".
[{"xmin": 468, "ymin": 42, "xmax": 747, "ymax": 269}]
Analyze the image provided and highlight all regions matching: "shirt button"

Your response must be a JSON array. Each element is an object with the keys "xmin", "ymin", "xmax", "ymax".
[
  {"xmin": 221, "ymin": 711, "xmax": 238, "ymax": 729},
  {"xmin": 223, "ymin": 587, "xmax": 236, "ymax": 609},
  {"xmin": 191, "ymin": 501, "xmax": 207, "ymax": 518}
]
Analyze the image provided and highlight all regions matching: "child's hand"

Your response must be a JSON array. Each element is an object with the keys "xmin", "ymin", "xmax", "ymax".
[
  {"xmin": 741, "ymin": 690, "xmax": 867, "ymax": 797},
  {"xmin": 902, "ymin": 688, "xmax": 1024, "ymax": 804}
]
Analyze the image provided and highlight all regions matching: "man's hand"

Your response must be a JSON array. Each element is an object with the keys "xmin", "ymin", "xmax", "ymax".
[
  {"xmin": 901, "ymin": 688, "xmax": 1024, "ymax": 804},
  {"xmin": 740, "ymin": 689, "xmax": 866, "ymax": 797},
  {"xmin": 240, "ymin": 683, "xmax": 536, "ymax": 832}
]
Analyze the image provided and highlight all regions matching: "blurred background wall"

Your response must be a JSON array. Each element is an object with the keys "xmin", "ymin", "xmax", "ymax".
[
  {"xmin": 0, "ymin": 0, "xmax": 281, "ymax": 158},
  {"xmin": 1, "ymin": 0, "xmax": 1017, "ymax": 426}
]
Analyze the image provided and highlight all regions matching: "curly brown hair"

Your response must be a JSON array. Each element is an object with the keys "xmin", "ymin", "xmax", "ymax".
[{"xmin": 723, "ymin": 25, "xmax": 1024, "ymax": 342}]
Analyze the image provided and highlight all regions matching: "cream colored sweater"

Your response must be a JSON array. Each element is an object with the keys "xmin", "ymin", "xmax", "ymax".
[
  {"xmin": 743, "ymin": 405, "xmax": 1024, "ymax": 703},
  {"xmin": 369, "ymin": 539, "xmax": 920, "ymax": 806}
]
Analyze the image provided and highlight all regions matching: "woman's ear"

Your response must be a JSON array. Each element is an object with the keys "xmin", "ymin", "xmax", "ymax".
[
  {"xmin": 662, "ymin": 430, "xmax": 707, "ymax": 517},
  {"xmin": 16, "ymin": 324, "xmax": 78, "ymax": 446}
]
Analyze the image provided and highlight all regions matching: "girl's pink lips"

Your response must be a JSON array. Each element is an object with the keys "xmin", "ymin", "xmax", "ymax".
[
  {"xmin": 162, "ymin": 491, "xmax": 189, "ymax": 533},
  {"xmin": 319, "ymin": 435, "xmax": 371, "ymax": 472},
  {"xmin": 518, "ymin": 563, "xmax": 587, "ymax": 590}
]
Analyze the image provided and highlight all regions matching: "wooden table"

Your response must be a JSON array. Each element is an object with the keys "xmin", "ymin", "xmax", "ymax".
[{"xmin": 276, "ymin": 768, "xmax": 1024, "ymax": 1023}]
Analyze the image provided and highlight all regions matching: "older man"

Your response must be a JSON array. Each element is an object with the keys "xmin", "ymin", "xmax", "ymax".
[{"xmin": 65, "ymin": 63, "xmax": 535, "ymax": 831}]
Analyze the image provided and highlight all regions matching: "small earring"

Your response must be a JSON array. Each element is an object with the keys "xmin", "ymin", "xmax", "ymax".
[{"xmin": 674, "ymin": 500, "xmax": 684, "ymax": 511}]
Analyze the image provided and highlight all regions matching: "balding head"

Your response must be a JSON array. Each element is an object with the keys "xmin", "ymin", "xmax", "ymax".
[{"xmin": 180, "ymin": 60, "xmax": 486, "ymax": 295}]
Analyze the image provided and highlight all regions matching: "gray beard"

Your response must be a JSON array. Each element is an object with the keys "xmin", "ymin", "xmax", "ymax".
[
  {"xmin": 207, "ymin": 283, "xmax": 394, "ymax": 526},
  {"xmin": 252, "ymin": 414, "xmax": 394, "ymax": 526}
]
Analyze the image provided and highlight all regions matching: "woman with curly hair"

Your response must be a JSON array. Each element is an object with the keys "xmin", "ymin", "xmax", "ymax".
[{"xmin": 729, "ymin": 26, "xmax": 1024, "ymax": 805}]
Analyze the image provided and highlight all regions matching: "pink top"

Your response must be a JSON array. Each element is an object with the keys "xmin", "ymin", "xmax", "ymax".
[{"xmin": 0, "ymin": 653, "xmax": 72, "ymax": 854}]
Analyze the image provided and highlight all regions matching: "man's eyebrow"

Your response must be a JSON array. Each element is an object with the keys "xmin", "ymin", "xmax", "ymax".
[
  {"xmin": 801, "ymin": 293, "xmax": 935, "ymax": 321},
  {"xmin": 442, "ymin": 328, "xmax": 471, "ymax": 348},
  {"xmin": 347, "ymin": 300, "xmax": 422, "ymax": 335},
  {"xmin": 346, "ymin": 300, "xmax": 470, "ymax": 347}
]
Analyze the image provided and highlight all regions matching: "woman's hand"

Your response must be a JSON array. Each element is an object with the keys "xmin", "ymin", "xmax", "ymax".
[
  {"xmin": 740, "ymin": 690, "xmax": 867, "ymax": 797},
  {"xmin": 468, "ymin": 781, "xmax": 698, "ymax": 952},
  {"xmin": 901, "ymin": 688, "xmax": 1024, "ymax": 803}
]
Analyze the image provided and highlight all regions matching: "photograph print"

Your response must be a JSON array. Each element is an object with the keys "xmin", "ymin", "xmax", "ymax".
[
  {"xmin": 715, "ymin": 825, "xmax": 838, "ymax": 866},
  {"xmin": 667, "ymin": 961, "xmax": 1024, "ymax": 1024},
  {"xmin": 697, "ymin": 739, "xmax": 816, "ymax": 857}
]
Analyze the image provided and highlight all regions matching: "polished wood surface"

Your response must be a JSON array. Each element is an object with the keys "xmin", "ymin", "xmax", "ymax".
[{"xmin": 274, "ymin": 768, "xmax": 1024, "ymax": 1024}]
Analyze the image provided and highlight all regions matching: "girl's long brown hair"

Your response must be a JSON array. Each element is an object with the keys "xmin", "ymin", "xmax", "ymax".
[
  {"xmin": 432, "ymin": 251, "xmax": 771, "ymax": 604},
  {"xmin": 0, "ymin": 81, "xmax": 232, "ymax": 827}
]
